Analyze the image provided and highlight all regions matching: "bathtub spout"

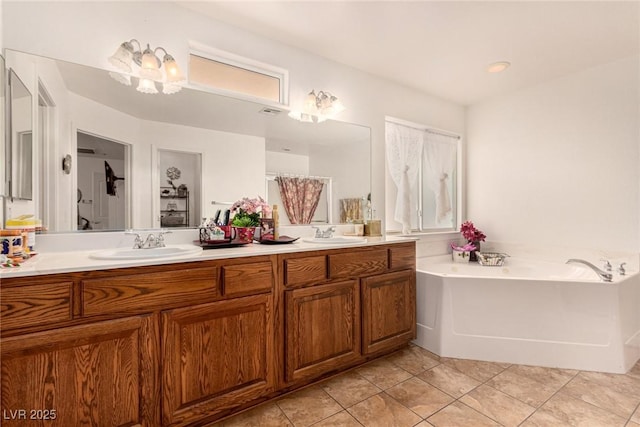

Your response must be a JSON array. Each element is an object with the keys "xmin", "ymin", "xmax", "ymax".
[{"xmin": 566, "ymin": 259, "xmax": 613, "ymax": 282}]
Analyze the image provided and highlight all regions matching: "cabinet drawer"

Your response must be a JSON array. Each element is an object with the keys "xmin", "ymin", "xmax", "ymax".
[
  {"xmin": 284, "ymin": 256, "xmax": 327, "ymax": 286},
  {"xmin": 82, "ymin": 267, "xmax": 217, "ymax": 316},
  {"xmin": 1, "ymin": 282, "xmax": 73, "ymax": 331},
  {"xmin": 329, "ymin": 247, "xmax": 387, "ymax": 279},
  {"xmin": 389, "ymin": 243, "xmax": 416, "ymax": 270},
  {"xmin": 223, "ymin": 261, "xmax": 273, "ymax": 296}
]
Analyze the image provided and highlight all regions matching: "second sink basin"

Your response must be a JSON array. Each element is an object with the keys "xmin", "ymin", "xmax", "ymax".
[
  {"xmin": 302, "ymin": 236, "xmax": 367, "ymax": 244},
  {"xmin": 90, "ymin": 244, "xmax": 203, "ymax": 260}
]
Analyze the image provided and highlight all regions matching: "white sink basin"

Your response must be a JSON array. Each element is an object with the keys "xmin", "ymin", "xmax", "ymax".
[
  {"xmin": 302, "ymin": 236, "xmax": 367, "ymax": 244},
  {"xmin": 90, "ymin": 244, "xmax": 203, "ymax": 260}
]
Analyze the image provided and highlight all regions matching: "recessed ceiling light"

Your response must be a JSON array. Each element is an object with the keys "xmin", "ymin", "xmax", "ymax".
[{"xmin": 487, "ymin": 61, "xmax": 511, "ymax": 73}]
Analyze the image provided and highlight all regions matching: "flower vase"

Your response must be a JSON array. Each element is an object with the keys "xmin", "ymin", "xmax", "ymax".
[
  {"xmin": 233, "ymin": 226, "xmax": 256, "ymax": 243},
  {"xmin": 452, "ymin": 249, "xmax": 471, "ymax": 263},
  {"xmin": 469, "ymin": 241, "xmax": 481, "ymax": 262}
]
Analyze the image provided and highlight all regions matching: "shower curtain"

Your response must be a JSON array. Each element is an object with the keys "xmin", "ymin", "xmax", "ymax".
[{"xmin": 275, "ymin": 176, "xmax": 325, "ymax": 224}]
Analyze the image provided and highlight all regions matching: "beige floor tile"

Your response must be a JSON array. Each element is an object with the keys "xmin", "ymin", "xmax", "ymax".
[
  {"xmin": 507, "ymin": 364, "xmax": 577, "ymax": 390},
  {"xmin": 632, "ymin": 405, "xmax": 640, "ymax": 423},
  {"xmin": 520, "ymin": 410, "xmax": 571, "ymax": 426},
  {"xmin": 408, "ymin": 343, "xmax": 442, "ymax": 362},
  {"xmin": 413, "ymin": 422, "xmax": 435, "ymax": 427},
  {"xmin": 347, "ymin": 393, "xmax": 422, "ymax": 427},
  {"xmin": 385, "ymin": 345, "xmax": 440, "ymax": 375},
  {"xmin": 459, "ymin": 384, "xmax": 536, "ymax": 427},
  {"xmin": 276, "ymin": 386, "xmax": 342, "ymax": 427},
  {"xmin": 417, "ymin": 364, "xmax": 481, "ymax": 398},
  {"xmin": 441, "ymin": 358, "xmax": 508, "ymax": 382},
  {"xmin": 356, "ymin": 358, "xmax": 413, "ymax": 390},
  {"xmin": 320, "ymin": 370, "xmax": 381, "ymax": 408},
  {"xmin": 213, "ymin": 403, "xmax": 293, "ymax": 427},
  {"xmin": 385, "ymin": 377, "xmax": 454, "ymax": 418},
  {"xmin": 309, "ymin": 410, "xmax": 361, "ymax": 427},
  {"xmin": 536, "ymin": 392, "xmax": 627, "ymax": 426},
  {"xmin": 627, "ymin": 422, "xmax": 640, "ymax": 427},
  {"xmin": 562, "ymin": 374, "xmax": 640, "ymax": 419},
  {"xmin": 578, "ymin": 371, "xmax": 640, "ymax": 397},
  {"xmin": 427, "ymin": 401, "xmax": 501, "ymax": 427},
  {"xmin": 486, "ymin": 369, "xmax": 558, "ymax": 407}
]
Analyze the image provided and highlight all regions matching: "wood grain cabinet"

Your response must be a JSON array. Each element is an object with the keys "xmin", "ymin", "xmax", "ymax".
[
  {"xmin": 285, "ymin": 280, "xmax": 361, "ymax": 383},
  {"xmin": 0, "ymin": 315, "xmax": 159, "ymax": 426},
  {"xmin": 361, "ymin": 270, "xmax": 416, "ymax": 356},
  {"xmin": 1, "ymin": 242, "xmax": 415, "ymax": 426},
  {"xmin": 161, "ymin": 294, "xmax": 275, "ymax": 426}
]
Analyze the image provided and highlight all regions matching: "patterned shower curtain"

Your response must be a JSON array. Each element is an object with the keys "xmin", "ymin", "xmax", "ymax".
[{"xmin": 275, "ymin": 176, "xmax": 324, "ymax": 224}]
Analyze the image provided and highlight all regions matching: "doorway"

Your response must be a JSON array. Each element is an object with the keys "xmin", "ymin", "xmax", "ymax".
[
  {"xmin": 157, "ymin": 149, "xmax": 201, "ymax": 228},
  {"xmin": 76, "ymin": 132, "xmax": 129, "ymax": 230}
]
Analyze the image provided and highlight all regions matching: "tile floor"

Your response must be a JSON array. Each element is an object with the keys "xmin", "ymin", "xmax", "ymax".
[{"xmin": 211, "ymin": 345, "xmax": 640, "ymax": 427}]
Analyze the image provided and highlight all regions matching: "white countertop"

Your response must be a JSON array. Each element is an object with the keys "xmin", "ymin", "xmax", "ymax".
[{"xmin": 1, "ymin": 236, "xmax": 415, "ymax": 279}]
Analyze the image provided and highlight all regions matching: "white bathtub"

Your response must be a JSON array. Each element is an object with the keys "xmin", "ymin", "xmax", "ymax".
[{"xmin": 415, "ymin": 255, "xmax": 640, "ymax": 373}]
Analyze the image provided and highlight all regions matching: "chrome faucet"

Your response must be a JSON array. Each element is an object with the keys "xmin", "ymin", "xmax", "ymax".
[
  {"xmin": 312, "ymin": 226, "xmax": 336, "ymax": 238},
  {"xmin": 566, "ymin": 259, "xmax": 613, "ymax": 282},
  {"xmin": 126, "ymin": 229, "xmax": 171, "ymax": 249}
]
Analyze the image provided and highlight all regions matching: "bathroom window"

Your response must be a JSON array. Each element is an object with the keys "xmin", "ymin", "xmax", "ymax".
[
  {"xmin": 189, "ymin": 43, "xmax": 288, "ymax": 104},
  {"xmin": 385, "ymin": 118, "xmax": 460, "ymax": 234}
]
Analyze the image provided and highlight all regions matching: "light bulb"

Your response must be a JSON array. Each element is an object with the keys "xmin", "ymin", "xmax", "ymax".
[{"xmin": 163, "ymin": 55, "xmax": 185, "ymax": 83}]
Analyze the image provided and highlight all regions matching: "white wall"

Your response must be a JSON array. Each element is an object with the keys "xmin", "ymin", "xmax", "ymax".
[
  {"xmin": 2, "ymin": 0, "xmax": 465, "ymax": 233},
  {"xmin": 467, "ymin": 56, "xmax": 639, "ymax": 252}
]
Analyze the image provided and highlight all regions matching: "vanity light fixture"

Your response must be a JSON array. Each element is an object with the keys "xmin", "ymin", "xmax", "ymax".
[
  {"xmin": 288, "ymin": 89, "xmax": 345, "ymax": 123},
  {"xmin": 108, "ymin": 39, "xmax": 185, "ymax": 94},
  {"xmin": 487, "ymin": 61, "xmax": 511, "ymax": 73}
]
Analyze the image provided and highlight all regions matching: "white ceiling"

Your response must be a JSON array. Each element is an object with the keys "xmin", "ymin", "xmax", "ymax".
[{"xmin": 179, "ymin": 1, "xmax": 640, "ymax": 106}]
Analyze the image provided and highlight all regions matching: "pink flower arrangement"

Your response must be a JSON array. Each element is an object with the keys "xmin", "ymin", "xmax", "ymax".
[
  {"xmin": 450, "ymin": 242, "xmax": 477, "ymax": 252},
  {"xmin": 231, "ymin": 196, "xmax": 271, "ymax": 227},
  {"xmin": 460, "ymin": 221, "xmax": 486, "ymax": 243}
]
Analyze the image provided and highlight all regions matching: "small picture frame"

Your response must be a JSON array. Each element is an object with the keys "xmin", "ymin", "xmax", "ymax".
[{"xmin": 258, "ymin": 218, "xmax": 275, "ymax": 241}]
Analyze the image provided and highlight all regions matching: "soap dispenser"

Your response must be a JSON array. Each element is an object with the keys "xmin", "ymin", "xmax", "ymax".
[{"xmin": 272, "ymin": 205, "xmax": 279, "ymax": 240}]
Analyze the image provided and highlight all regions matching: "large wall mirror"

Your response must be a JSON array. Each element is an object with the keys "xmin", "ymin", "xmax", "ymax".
[
  {"xmin": 8, "ymin": 68, "xmax": 33, "ymax": 200},
  {"xmin": 4, "ymin": 49, "xmax": 371, "ymax": 233},
  {"xmin": 0, "ymin": 55, "xmax": 6, "ymax": 198}
]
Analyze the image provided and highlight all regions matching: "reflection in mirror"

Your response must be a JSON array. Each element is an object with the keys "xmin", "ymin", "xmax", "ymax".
[
  {"xmin": 76, "ymin": 132, "xmax": 129, "ymax": 230},
  {"xmin": 1, "ymin": 55, "xmax": 5, "ymax": 199},
  {"xmin": 158, "ymin": 149, "xmax": 201, "ymax": 228},
  {"xmin": 6, "ymin": 49, "xmax": 371, "ymax": 233},
  {"xmin": 9, "ymin": 69, "xmax": 33, "ymax": 200},
  {"xmin": 266, "ymin": 174, "xmax": 331, "ymax": 225}
]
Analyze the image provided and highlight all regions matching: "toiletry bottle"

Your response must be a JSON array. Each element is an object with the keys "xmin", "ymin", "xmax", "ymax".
[{"xmin": 272, "ymin": 205, "xmax": 279, "ymax": 240}]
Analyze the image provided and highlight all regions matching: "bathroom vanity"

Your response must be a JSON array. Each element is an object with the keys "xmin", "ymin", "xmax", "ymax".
[{"xmin": 0, "ymin": 240, "xmax": 415, "ymax": 426}]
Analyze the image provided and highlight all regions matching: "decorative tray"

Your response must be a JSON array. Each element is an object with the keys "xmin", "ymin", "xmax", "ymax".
[
  {"xmin": 256, "ymin": 236, "xmax": 300, "ymax": 245},
  {"xmin": 476, "ymin": 252, "xmax": 510, "ymax": 266},
  {"xmin": 195, "ymin": 239, "xmax": 251, "ymax": 249}
]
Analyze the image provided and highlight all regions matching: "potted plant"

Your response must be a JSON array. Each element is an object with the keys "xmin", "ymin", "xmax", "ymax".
[
  {"xmin": 231, "ymin": 196, "xmax": 271, "ymax": 243},
  {"xmin": 459, "ymin": 221, "xmax": 486, "ymax": 261},
  {"xmin": 450, "ymin": 242, "xmax": 477, "ymax": 263}
]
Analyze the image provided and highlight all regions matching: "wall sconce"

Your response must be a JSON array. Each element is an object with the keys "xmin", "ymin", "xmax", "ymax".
[
  {"xmin": 108, "ymin": 39, "xmax": 185, "ymax": 94},
  {"xmin": 288, "ymin": 89, "xmax": 345, "ymax": 123}
]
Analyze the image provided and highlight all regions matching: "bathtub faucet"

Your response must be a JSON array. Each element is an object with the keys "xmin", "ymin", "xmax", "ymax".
[{"xmin": 566, "ymin": 259, "xmax": 613, "ymax": 282}]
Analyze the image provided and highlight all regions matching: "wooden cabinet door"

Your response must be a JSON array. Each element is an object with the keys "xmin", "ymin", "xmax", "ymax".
[
  {"xmin": 361, "ymin": 270, "xmax": 416, "ymax": 355},
  {"xmin": 0, "ymin": 315, "xmax": 159, "ymax": 427},
  {"xmin": 285, "ymin": 280, "xmax": 361, "ymax": 383},
  {"xmin": 162, "ymin": 294, "xmax": 274, "ymax": 426}
]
